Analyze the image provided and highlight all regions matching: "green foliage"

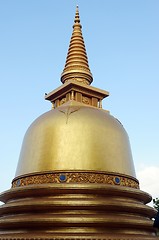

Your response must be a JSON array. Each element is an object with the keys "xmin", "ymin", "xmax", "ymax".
[{"xmin": 153, "ymin": 198, "xmax": 159, "ymax": 211}]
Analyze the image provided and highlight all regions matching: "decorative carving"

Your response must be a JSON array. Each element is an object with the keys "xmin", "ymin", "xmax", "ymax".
[
  {"xmin": 65, "ymin": 77, "xmax": 89, "ymax": 85},
  {"xmin": 0, "ymin": 237, "xmax": 150, "ymax": 240},
  {"xmin": 82, "ymin": 96, "xmax": 90, "ymax": 105},
  {"xmin": 64, "ymin": 65, "xmax": 91, "ymax": 73},
  {"xmin": 0, "ymin": 238, "xmax": 151, "ymax": 240},
  {"xmin": 60, "ymin": 97, "xmax": 66, "ymax": 105},
  {"xmin": 12, "ymin": 172, "xmax": 139, "ymax": 189}
]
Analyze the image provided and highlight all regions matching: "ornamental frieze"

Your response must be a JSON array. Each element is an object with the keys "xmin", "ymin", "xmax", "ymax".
[{"xmin": 12, "ymin": 172, "xmax": 139, "ymax": 189}]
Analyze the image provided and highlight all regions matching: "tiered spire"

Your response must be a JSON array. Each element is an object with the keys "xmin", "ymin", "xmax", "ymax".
[{"xmin": 61, "ymin": 6, "xmax": 93, "ymax": 85}]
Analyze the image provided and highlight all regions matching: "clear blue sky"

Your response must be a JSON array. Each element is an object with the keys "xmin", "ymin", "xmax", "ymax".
[{"xmin": 0, "ymin": 0, "xmax": 159, "ymax": 199}]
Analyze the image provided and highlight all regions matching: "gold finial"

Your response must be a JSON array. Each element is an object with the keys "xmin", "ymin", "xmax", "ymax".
[
  {"xmin": 61, "ymin": 6, "xmax": 93, "ymax": 85},
  {"xmin": 74, "ymin": 5, "xmax": 80, "ymax": 24}
]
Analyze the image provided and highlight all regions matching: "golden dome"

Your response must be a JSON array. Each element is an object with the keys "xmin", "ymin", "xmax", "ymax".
[
  {"xmin": 15, "ymin": 100, "xmax": 135, "ymax": 178},
  {"xmin": 0, "ymin": 6, "xmax": 157, "ymax": 240}
]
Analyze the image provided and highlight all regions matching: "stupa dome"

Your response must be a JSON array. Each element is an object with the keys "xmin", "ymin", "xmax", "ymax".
[{"xmin": 15, "ymin": 100, "xmax": 136, "ymax": 178}]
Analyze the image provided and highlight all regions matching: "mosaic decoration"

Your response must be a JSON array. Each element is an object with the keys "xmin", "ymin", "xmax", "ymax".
[
  {"xmin": 12, "ymin": 172, "xmax": 139, "ymax": 189},
  {"xmin": 0, "ymin": 238, "xmax": 148, "ymax": 240}
]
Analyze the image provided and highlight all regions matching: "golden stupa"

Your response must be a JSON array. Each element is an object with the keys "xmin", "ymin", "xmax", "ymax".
[{"xmin": 0, "ymin": 6, "xmax": 157, "ymax": 240}]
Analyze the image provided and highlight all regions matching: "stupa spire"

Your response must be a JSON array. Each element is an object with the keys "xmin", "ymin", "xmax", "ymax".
[
  {"xmin": 74, "ymin": 5, "xmax": 80, "ymax": 23},
  {"xmin": 61, "ymin": 6, "xmax": 93, "ymax": 85}
]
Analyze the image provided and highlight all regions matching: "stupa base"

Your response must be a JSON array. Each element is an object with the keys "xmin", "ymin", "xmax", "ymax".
[
  {"xmin": 0, "ymin": 233, "xmax": 157, "ymax": 240},
  {"xmin": 0, "ymin": 183, "xmax": 157, "ymax": 239}
]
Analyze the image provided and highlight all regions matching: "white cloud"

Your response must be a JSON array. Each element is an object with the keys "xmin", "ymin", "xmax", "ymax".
[{"xmin": 137, "ymin": 166, "xmax": 159, "ymax": 204}]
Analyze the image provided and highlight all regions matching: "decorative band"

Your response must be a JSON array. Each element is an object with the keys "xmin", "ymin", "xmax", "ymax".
[{"xmin": 12, "ymin": 172, "xmax": 139, "ymax": 189}]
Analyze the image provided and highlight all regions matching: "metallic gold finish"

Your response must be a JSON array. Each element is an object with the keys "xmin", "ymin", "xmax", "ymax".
[
  {"xmin": 12, "ymin": 171, "xmax": 139, "ymax": 189},
  {"xmin": 45, "ymin": 80, "xmax": 109, "ymax": 109},
  {"xmin": 15, "ymin": 101, "xmax": 136, "ymax": 178},
  {"xmin": 61, "ymin": 6, "xmax": 93, "ymax": 85},
  {"xmin": 0, "ymin": 6, "xmax": 157, "ymax": 240},
  {"xmin": 45, "ymin": 6, "xmax": 108, "ymax": 110},
  {"xmin": 0, "ymin": 184, "xmax": 157, "ymax": 239}
]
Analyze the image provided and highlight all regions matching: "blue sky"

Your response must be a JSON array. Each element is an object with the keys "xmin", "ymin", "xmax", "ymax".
[{"xmin": 0, "ymin": 0, "xmax": 159, "ymax": 201}]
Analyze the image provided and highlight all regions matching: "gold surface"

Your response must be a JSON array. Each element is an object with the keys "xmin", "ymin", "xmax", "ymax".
[
  {"xmin": 0, "ymin": 6, "xmax": 157, "ymax": 240},
  {"xmin": 0, "ymin": 184, "xmax": 157, "ymax": 239},
  {"xmin": 12, "ymin": 171, "xmax": 139, "ymax": 188},
  {"xmin": 45, "ymin": 79, "xmax": 109, "ymax": 109},
  {"xmin": 61, "ymin": 6, "xmax": 93, "ymax": 85},
  {"xmin": 15, "ymin": 100, "xmax": 136, "ymax": 178}
]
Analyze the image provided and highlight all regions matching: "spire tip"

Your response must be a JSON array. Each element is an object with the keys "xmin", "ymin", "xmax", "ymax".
[{"xmin": 74, "ymin": 4, "xmax": 80, "ymax": 24}]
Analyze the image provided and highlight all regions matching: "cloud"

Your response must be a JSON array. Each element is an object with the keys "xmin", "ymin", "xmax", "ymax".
[{"xmin": 137, "ymin": 166, "xmax": 159, "ymax": 203}]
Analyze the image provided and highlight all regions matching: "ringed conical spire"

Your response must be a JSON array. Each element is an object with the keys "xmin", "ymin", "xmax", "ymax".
[{"xmin": 61, "ymin": 6, "xmax": 93, "ymax": 85}]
